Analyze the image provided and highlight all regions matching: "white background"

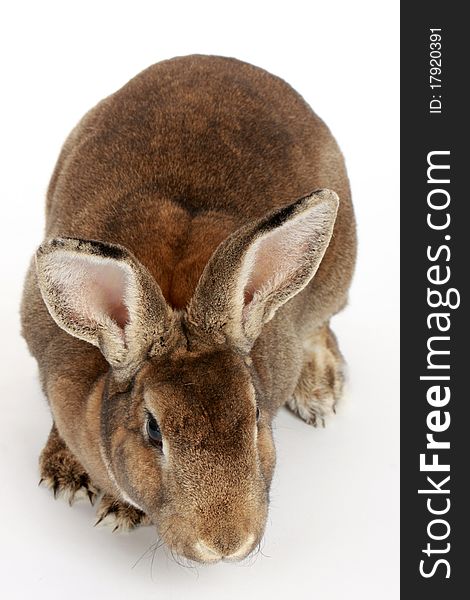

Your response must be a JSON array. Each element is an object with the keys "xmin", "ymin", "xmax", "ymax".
[{"xmin": 0, "ymin": 1, "xmax": 399, "ymax": 599}]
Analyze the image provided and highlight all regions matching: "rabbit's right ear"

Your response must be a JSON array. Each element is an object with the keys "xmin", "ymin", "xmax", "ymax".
[
  {"xmin": 187, "ymin": 189, "xmax": 339, "ymax": 353},
  {"xmin": 35, "ymin": 238, "xmax": 173, "ymax": 379}
]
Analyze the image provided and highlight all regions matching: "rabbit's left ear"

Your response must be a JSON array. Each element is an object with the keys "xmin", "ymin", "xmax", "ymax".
[
  {"xmin": 35, "ymin": 238, "xmax": 173, "ymax": 378},
  {"xmin": 187, "ymin": 189, "xmax": 339, "ymax": 352}
]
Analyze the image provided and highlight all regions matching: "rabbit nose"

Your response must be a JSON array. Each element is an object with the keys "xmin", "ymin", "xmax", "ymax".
[
  {"xmin": 195, "ymin": 533, "xmax": 256, "ymax": 562},
  {"xmin": 223, "ymin": 533, "xmax": 256, "ymax": 561},
  {"xmin": 194, "ymin": 541, "xmax": 222, "ymax": 562}
]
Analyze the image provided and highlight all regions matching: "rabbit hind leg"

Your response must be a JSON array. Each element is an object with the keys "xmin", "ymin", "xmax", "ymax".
[{"xmin": 287, "ymin": 324, "xmax": 345, "ymax": 426}]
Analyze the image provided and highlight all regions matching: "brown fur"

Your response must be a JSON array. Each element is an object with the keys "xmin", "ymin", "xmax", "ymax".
[{"xmin": 21, "ymin": 55, "xmax": 356, "ymax": 562}]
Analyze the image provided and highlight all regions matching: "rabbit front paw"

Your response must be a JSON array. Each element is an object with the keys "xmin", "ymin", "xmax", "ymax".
[
  {"xmin": 287, "ymin": 325, "xmax": 345, "ymax": 427},
  {"xmin": 94, "ymin": 494, "xmax": 150, "ymax": 532},
  {"xmin": 39, "ymin": 425, "xmax": 99, "ymax": 505}
]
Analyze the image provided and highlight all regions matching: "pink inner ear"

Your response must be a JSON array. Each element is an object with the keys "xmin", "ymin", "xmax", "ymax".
[
  {"xmin": 243, "ymin": 213, "xmax": 315, "ymax": 306},
  {"xmin": 51, "ymin": 254, "xmax": 131, "ymax": 331},
  {"xmin": 244, "ymin": 288, "xmax": 255, "ymax": 304},
  {"xmin": 87, "ymin": 264, "xmax": 130, "ymax": 329}
]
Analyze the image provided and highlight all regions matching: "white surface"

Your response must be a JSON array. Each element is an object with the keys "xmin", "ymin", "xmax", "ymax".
[{"xmin": 0, "ymin": 1, "xmax": 399, "ymax": 598}]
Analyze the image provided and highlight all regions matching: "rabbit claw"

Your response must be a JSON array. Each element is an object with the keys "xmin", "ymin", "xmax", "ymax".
[
  {"xmin": 39, "ymin": 426, "xmax": 99, "ymax": 506},
  {"xmin": 94, "ymin": 494, "xmax": 150, "ymax": 532},
  {"xmin": 287, "ymin": 325, "xmax": 345, "ymax": 427}
]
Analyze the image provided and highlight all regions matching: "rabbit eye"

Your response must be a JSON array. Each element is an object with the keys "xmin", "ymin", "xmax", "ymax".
[
  {"xmin": 256, "ymin": 407, "xmax": 260, "ymax": 422},
  {"xmin": 146, "ymin": 413, "xmax": 163, "ymax": 447}
]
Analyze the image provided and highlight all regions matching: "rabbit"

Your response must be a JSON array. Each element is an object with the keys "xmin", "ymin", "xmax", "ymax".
[{"xmin": 21, "ymin": 54, "xmax": 356, "ymax": 563}]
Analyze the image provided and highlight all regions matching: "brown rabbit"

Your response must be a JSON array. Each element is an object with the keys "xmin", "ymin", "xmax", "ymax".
[{"xmin": 21, "ymin": 55, "xmax": 356, "ymax": 563}]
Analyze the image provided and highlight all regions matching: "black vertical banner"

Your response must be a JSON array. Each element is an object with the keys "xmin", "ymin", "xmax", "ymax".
[{"xmin": 401, "ymin": 3, "xmax": 468, "ymax": 597}]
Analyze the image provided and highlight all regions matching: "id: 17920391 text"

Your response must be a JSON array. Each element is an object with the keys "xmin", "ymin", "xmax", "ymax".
[{"xmin": 429, "ymin": 28, "xmax": 442, "ymax": 114}]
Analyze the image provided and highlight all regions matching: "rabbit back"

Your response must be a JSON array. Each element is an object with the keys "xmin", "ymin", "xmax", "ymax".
[{"xmin": 45, "ymin": 55, "xmax": 355, "ymax": 309}]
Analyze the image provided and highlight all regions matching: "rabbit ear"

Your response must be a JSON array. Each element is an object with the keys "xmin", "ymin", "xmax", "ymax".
[
  {"xmin": 36, "ymin": 238, "xmax": 173, "ymax": 378},
  {"xmin": 187, "ymin": 189, "xmax": 339, "ymax": 352}
]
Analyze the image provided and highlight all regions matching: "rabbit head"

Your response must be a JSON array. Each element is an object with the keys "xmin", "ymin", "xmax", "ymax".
[{"xmin": 35, "ymin": 189, "xmax": 338, "ymax": 562}]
